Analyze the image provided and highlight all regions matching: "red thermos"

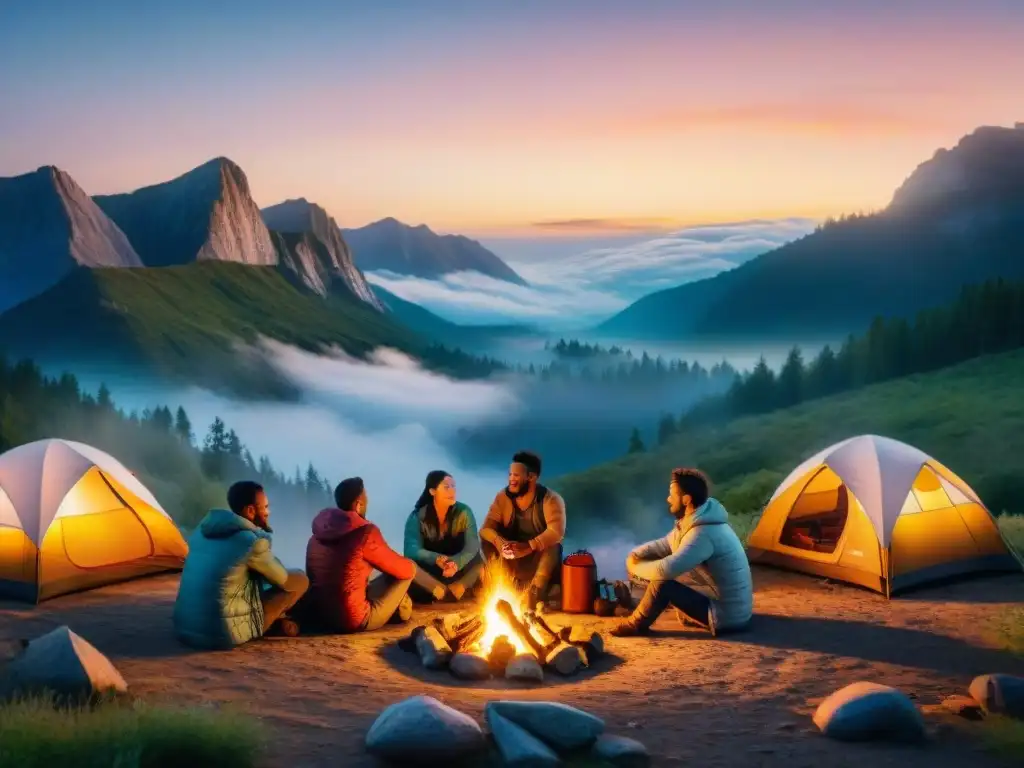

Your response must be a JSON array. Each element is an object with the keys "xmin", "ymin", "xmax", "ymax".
[{"xmin": 560, "ymin": 550, "xmax": 597, "ymax": 613}]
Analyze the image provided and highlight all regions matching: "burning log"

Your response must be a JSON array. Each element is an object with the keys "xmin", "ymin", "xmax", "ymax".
[
  {"xmin": 415, "ymin": 625, "xmax": 452, "ymax": 670},
  {"xmin": 495, "ymin": 600, "xmax": 584, "ymax": 676},
  {"xmin": 559, "ymin": 626, "xmax": 605, "ymax": 664},
  {"xmin": 544, "ymin": 642, "xmax": 587, "ymax": 676}
]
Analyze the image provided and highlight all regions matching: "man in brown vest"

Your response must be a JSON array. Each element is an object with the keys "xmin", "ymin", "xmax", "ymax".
[{"xmin": 479, "ymin": 450, "xmax": 566, "ymax": 610}]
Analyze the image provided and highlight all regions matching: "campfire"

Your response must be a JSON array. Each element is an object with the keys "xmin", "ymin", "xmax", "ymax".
[{"xmin": 398, "ymin": 560, "xmax": 605, "ymax": 682}]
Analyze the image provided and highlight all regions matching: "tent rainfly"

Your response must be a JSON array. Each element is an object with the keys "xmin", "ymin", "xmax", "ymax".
[
  {"xmin": 746, "ymin": 435, "xmax": 1022, "ymax": 596},
  {"xmin": 0, "ymin": 439, "xmax": 188, "ymax": 602}
]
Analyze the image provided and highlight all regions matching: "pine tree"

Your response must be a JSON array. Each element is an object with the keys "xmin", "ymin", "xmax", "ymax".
[
  {"xmin": 627, "ymin": 427, "xmax": 645, "ymax": 454},
  {"xmin": 174, "ymin": 406, "xmax": 193, "ymax": 445},
  {"xmin": 97, "ymin": 384, "xmax": 114, "ymax": 411},
  {"xmin": 777, "ymin": 346, "xmax": 805, "ymax": 408}
]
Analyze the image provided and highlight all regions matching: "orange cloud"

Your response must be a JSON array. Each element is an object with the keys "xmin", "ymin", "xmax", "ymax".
[{"xmin": 530, "ymin": 217, "xmax": 680, "ymax": 232}]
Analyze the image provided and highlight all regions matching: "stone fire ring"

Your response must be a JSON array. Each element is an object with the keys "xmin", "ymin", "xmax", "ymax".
[{"xmin": 396, "ymin": 602, "xmax": 606, "ymax": 684}]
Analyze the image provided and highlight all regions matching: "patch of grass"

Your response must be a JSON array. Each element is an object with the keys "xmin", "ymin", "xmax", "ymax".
[
  {"xmin": 0, "ymin": 695, "xmax": 265, "ymax": 768},
  {"xmin": 980, "ymin": 716, "xmax": 1024, "ymax": 762},
  {"xmin": 554, "ymin": 350, "xmax": 1024, "ymax": 533}
]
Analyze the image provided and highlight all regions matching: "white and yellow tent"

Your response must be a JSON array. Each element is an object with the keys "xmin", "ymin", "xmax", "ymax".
[
  {"xmin": 746, "ymin": 435, "xmax": 1022, "ymax": 596},
  {"xmin": 0, "ymin": 439, "xmax": 188, "ymax": 602}
]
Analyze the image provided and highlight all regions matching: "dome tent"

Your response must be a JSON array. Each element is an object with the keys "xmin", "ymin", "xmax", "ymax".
[
  {"xmin": 0, "ymin": 439, "xmax": 188, "ymax": 602},
  {"xmin": 746, "ymin": 435, "xmax": 1022, "ymax": 596}
]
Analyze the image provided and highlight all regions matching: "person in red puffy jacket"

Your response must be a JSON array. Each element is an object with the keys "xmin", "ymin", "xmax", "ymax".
[{"xmin": 303, "ymin": 477, "xmax": 417, "ymax": 633}]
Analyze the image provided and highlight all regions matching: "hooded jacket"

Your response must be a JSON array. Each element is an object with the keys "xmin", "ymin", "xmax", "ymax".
[
  {"xmin": 628, "ymin": 498, "xmax": 753, "ymax": 630},
  {"xmin": 305, "ymin": 507, "xmax": 416, "ymax": 632},
  {"xmin": 173, "ymin": 509, "xmax": 290, "ymax": 650}
]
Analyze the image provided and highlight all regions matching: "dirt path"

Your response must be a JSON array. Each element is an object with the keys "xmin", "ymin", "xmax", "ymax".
[{"xmin": 2, "ymin": 568, "xmax": 1023, "ymax": 767}]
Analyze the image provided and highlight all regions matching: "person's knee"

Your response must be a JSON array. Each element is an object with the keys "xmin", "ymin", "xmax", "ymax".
[{"xmin": 286, "ymin": 571, "xmax": 310, "ymax": 593}]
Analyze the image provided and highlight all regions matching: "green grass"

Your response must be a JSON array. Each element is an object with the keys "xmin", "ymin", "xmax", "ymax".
[
  {"xmin": 0, "ymin": 695, "xmax": 265, "ymax": 768},
  {"xmin": 553, "ymin": 349, "xmax": 1024, "ymax": 535},
  {"xmin": 980, "ymin": 716, "xmax": 1024, "ymax": 763},
  {"xmin": 0, "ymin": 262, "xmax": 436, "ymax": 389}
]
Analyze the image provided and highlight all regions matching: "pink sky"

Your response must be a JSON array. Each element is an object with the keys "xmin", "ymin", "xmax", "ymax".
[{"xmin": 2, "ymin": 2, "xmax": 1022, "ymax": 235}]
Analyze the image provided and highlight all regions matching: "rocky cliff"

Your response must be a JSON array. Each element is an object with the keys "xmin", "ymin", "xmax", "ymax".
[
  {"xmin": 94, "ymin": 157, "xmax": 277, "ymax": 267},
  {"xmin": 262, "ymin": 198, "xmax": 383, "ymax": 309},
  {"xmin": 0, "ymin": 166, "xmax": 142, "ymax": 312}
]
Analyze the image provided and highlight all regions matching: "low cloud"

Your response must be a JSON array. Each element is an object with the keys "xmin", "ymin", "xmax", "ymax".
[
  {"xmin": 366, "ymin": 217, "xmax": 816, "ymax": 326},
  {"xmin": 256, "ymin": 339, "xmax": 521, "ymax": 433}
]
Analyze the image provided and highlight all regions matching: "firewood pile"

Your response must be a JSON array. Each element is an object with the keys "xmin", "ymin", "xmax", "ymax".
[{"xmin": 398, "ymin": 604, "xmax": 605, "ymax": 683}]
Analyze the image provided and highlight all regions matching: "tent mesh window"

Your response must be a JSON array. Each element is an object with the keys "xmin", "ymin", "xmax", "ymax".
[{"xmin": 778, "ymin": 470, "xmax": 849, "ymax": 554}]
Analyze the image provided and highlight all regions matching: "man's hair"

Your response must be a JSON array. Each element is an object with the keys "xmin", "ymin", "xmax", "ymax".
[
  {"xmin": 512, "ymin": 450, "xmax": 542, "ymax": 477},
  {"xmin": 227, "ymin": 481, "xmax": 264, "ymax": 516},
  {"xmin": 334, "ymin": 477, "xmax": 365, "ymax": 511},
  {"xmin": 671, "ymin": 468, "xmax": 710, "ymax": 508}
]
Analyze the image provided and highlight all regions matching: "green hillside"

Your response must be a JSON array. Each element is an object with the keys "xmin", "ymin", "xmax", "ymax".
[
  {"xmin": 597, "ymin": 125, "xmax": 1024, "ymax": 341},
  {"xmin": 552, "ymin": 349, "xmax": 1024, "ymax": 537},
  {"xmin": 0, "ymin": 262, "xmax": 498, "ymax": 393}
]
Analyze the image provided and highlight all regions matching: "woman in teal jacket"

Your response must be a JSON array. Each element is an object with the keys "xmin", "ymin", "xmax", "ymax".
[{"xmin": 403, "ymin": 470, "xmax": 482, "ymax": 602}]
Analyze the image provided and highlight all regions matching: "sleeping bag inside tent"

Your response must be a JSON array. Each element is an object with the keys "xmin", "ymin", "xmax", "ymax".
[
  {"xmin": 0, "ymin": 439, "xmax": 188, "ymax": 602},
  {"xmin": 746, "ymin": 434, "xmax": 1022, "ymax": 596}
]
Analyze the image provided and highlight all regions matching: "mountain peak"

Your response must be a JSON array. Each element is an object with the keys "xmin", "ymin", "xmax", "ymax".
[
  {"xmin": 344, "ymin": 218, "xmax": 526, "ymax": 285},
  {"xmin": 0, "ymin": 166, "xmax": 141, "ymax": 312},
  {"xmin": 261, "ymin": 198, "xmax": 383, "ymax": 310},
  {"xmin": 94, "ymin": 157, "xmax": 276, "ymax": 268},
  {"xmin": 888, "ymin": 123, "xmax": 1024, "ymax": 214}
]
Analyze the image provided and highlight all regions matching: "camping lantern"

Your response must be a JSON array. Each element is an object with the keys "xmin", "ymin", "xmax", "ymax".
[{"xmin": 560, "ymin": 550, "xmax": 597, "ymax": 613}]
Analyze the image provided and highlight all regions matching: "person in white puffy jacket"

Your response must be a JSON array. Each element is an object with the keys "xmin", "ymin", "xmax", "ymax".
[{"xmin": 612, "ymin": 468, "xmax": 753, "ymax": 637}]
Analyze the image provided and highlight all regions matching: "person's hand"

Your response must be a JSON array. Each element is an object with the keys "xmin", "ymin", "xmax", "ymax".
[
  {"xmin": 507, "ymin": 542, "xmax": 532, "ymax": 559},
  {"xmin": 436, "ymin": 555, "xmax": 450, "ymax": 569},
  {"xmin": 442, "ymin": 560, "xmax": 458, "ymax": 579}
]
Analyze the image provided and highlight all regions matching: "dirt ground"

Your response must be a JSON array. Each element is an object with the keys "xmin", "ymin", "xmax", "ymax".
[{"xmin": 2, "ymin": 567, "xmax": 1023, "ymax": 768}]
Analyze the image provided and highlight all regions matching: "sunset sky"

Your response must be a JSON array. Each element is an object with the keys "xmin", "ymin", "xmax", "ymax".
[{"xmin": 2, "ymin": 0, "xmax": 1023, "ymax": 236}]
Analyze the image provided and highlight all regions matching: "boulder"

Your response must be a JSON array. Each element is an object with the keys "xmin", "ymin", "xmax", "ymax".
[
  {"xmin": 505, "ymin": 654, "xmax": 544, "ymax": 683},
  {"xmin": 1, "ymin": 626, "xmax": 127, "ymax": 701},
  {"xmin": 486, "ymin": 709, "xmax": 561, "ymax": 767},
  {"xmin": 592, "ymin": 734, "xmax": 651, "ymax": 767},
  {"xmin": 449, "ymin": 653, "xmax": 491, "ymax": 680},
  {"xmin": 812, "ymin": 682, "xmax": 926, "ymax": 743},
  {"xmin": 485, "ymin": 700, "xmax": 604, "ymax": 752},
  {"xmin": 365, "ymin": 695, "xmax": 486, "ymax": 764},
  {"xmin": 969, "ymin": 674, "xmax": 1024, "ymax": 719}
]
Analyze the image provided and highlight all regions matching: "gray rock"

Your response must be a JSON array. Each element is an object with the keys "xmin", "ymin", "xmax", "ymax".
[
  {"xmin": 485, "ymin": 700, "xmax": 604, "ymax": 752},
  {"xmin": 969, "ymin": 674, "xmax": 1024, "ymax": 719},
  {"xmin": 505, "ymin": 653, "xmax": 544, "ymax": 683},
  {"xmin": 416, "ymin": 625, "xmax": 452, "ymax": 670},
  {"xmin": 486, "ymin": 709, "xmax": 561, "ymax": 767},
  {"xmin": 449, "ymin": 652, "xmax": 491, "ymax": 680},
  {"xmin": 365, "ymin": 695, "xmax": 486, "ymax": 764},
  {"xmin": 1, "ymin": 625, "xmax": 127, "ymax": 701},
  {"xmin": 592, "ymin": 734, "xmax": 650, "ymax": 767},
  {"xmin": 812, "ymin": 682, "xmax": 926, "ymax": 743}
]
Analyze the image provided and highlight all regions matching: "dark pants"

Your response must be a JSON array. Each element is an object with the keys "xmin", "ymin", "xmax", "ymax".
[
  {"xmin": 261, "ymin": 570, "xmax": 310, "ymax": 633},
  {"xmin": 409, "ymin": 554, "xmax": 484, "ymax": 603},
  {"xmin": 360, "ymin": 573, "xmax": 414, "ymax": 631},
  {"xmin": 630, "ymin": 579, "xmax": 712, "ymax": 631},
  {"xmin": 481, "ymin": 541, "xmax": 562, "ymax": 596}
]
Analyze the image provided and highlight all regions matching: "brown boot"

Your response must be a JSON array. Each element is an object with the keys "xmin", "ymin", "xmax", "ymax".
[{"xmin": 610, "ymin": 619, "xmax": 653, "ymax": 637}]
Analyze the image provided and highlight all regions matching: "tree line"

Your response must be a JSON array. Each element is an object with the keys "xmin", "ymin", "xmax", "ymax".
[
  {"xmin": 626, "ymin": 277, "xmax": 1024, "ymax": 451},
  {"xmin": 0, "ymin": 357, "xmax": 332, "ymax": 528}
]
